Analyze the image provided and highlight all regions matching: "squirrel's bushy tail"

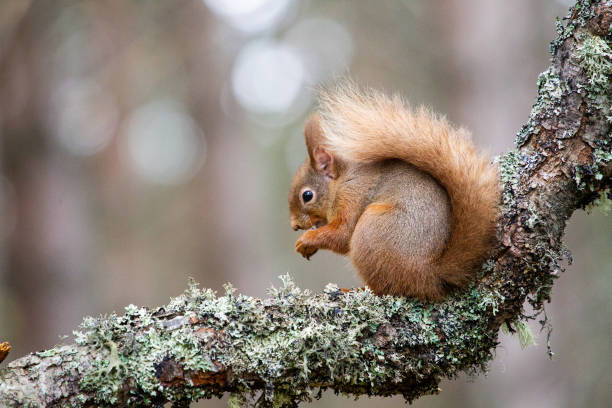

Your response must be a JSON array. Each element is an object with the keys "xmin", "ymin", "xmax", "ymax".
[{"xmin": 318, "ymin": 83, "xmax": 499, "ymax": 288}]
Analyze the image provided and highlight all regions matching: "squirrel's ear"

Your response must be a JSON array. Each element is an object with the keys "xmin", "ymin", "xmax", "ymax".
[
  {"xmin": 312, "ymin": 146, "xmax": 336, "ymax": 178},
  {"xmin": 304, "ymin": 113, "xmax": 324, "ymax": 159},
  {"xmin": 304, "ymin": 113, "xmax": 337, "ymax": 178}
]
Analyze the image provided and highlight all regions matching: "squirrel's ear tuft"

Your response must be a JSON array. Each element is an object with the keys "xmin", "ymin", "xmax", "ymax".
[
  {"xmin": 304, "ymin": 113, "xmax": 337, "ymax": 178},
  {"xmin": 304, "ymin": 113, "xmax": 324, "ymax": 158}
]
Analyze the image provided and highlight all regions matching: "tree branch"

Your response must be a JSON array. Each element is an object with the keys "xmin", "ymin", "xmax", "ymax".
[{"xmin": 1, "ymin": 1, "xmax": 611, "ymax": 406}]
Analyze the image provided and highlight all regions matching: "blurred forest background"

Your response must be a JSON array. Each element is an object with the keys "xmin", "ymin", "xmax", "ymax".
[{"xmin": 1, "ymin": 0, "xmax": 610, "ymax": 407}]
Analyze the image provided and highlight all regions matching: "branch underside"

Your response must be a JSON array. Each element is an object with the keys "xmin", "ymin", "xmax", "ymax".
[{"xmin": 1, "ymin": 1, "xmax": 611, "ymax": 407}]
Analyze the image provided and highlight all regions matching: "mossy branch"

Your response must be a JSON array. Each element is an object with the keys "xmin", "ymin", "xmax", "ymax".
[{"xmin": 1, "ymin": 1, "xmax": 611, "ymax": 407}]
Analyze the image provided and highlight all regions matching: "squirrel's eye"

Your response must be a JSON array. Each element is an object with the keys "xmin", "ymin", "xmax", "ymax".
[{"xmin": 302, "ymin": 190, "xmax": 314, "ymax": 203}]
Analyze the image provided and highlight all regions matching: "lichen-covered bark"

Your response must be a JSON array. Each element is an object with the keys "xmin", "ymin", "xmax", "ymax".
[{"xmin": 1, "ymin": 1, "xmax": 611, "ymax": 407}]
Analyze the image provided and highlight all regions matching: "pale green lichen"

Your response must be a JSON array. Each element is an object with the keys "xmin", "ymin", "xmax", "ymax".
[
  {"xmin": 516, "ymin": 67, "xmax": 567, "ymax": 147},
  {"xmin": 526, "ymin": 203, "xmax": 545, "ymax": 229},
  {"xmin": 574, "ymin": 32, "xmax": 612, "ymax": 107},
  {"xmin": 71, "ymin": 275, "xmax": 504, "ymax": 406},
  {"xmin": 519, "ymin": 0, "xmax": 612, "ymax": 148},
  {"xmin": 551, "ymin": 0, "xmax": 597, "ymax": 54},
  {"xmin": 569, "ymin": 30, "xmax": 612, "ymax": 191},
  {"xmin": 495, "ymin": 151, "xmax": 524, "ymax": 211},
  {"xmin": 517, "ymin": 28, "xmax": 612, "ymax": 194},
  {"xmin": 515, "ymin": 321, "xmax": 537, "ymax": 349},
  {"xmin": 500, "ymin": 320, "xmax": 537, "ymax": 349},
  {"xmin": 593, "ymin": 141, "xmax": 612, "ymax": 167},
  {"xmin": 35, "ymin": 349, "xmax": 58, "ymax": 358}
]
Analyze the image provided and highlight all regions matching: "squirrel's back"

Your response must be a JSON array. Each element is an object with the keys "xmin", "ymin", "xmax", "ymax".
[{"xmin": 318, "ymin": 83, "xmax": 499, "ymax": 297}]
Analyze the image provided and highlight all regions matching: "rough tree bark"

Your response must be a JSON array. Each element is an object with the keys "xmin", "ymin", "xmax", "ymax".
[{"xmin": 1, "ymin": 1, "xmax": 611, "ymax": 406}]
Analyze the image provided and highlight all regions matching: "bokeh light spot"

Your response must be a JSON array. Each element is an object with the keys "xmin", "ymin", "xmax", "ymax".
[
  {"xmin": 49, "ymin": 79, "xmax": 118, "ymax": 156},
  {"xmin": 203, "ymin": 0, "xmax": 292, "ymax": 33},
  {"xmin": 123, "ymin": 100, "xmax": 205, "ymax": 186},
  {"xmin": 232, "ymin": 39, "xmax": 304, "ymax": 114}
]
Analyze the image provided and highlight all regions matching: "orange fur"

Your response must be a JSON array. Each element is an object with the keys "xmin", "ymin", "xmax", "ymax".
[
  {"xmin": 0, "ymin": 342, "xmax": 10, "ymax": 363},
  {"xmin": 364, "ymin": 203, "xmax": 395, "ymax": 215},
  {"xmin": 318, "ymin": 83, "xmax": 499, "ymax": 292},
  {"xmin": 288, "ymin": 83, "xmax": 500, "ymax": 301}
]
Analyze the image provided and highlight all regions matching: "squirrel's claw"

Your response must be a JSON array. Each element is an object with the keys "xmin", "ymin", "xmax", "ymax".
[{"xmin": 295, "ymin": 236, "xmax": 318, "ymax": 259}]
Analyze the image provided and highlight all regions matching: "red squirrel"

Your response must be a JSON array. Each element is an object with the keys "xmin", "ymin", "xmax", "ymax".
[{"xmin": 288, "ymin": 84, "xmax": 499, "ymax": 302}]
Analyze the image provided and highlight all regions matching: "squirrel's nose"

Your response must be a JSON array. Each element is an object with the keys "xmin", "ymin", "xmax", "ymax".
[{"xmin": 290, "ymin": 220, "xmax": 300, "ymax": 231}]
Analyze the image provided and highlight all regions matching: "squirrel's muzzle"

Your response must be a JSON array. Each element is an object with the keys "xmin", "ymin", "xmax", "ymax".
[{"xmin": 290, "ymin": 214, "xmax": 313, "ymax": 231}]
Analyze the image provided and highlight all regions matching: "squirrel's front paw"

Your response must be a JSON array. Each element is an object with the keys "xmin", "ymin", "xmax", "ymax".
[{"xmin": 295, "ymin": 234, "xmax": 318, "ymax": 260}]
